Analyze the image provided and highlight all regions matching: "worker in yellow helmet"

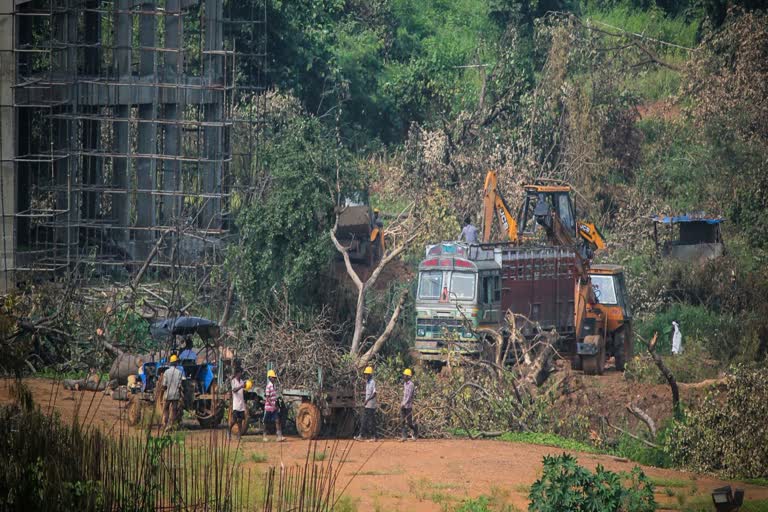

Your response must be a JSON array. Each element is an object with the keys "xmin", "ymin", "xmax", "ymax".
[
  {"xmin": 263, "ymin": 369, "xmax": 284, "ymax": 442},
  {"xmin": 162, "ymin": 354, "xmax": 183, "ymax": 433},
  {"xmin": 400, "ymin": 369, "xmax": 418, "ymax": 441},
  {"xmin": 355, "ymin": 366, "xmax": 377, "ymax": 442}
]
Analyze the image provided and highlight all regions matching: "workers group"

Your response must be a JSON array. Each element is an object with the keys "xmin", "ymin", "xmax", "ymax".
[
  {"xmin": 162, "ymin": 355, "xmax": 418, "ymax": 442},
  {"xmin": 354, "ymin": 366, "xmax": 418, "ymax": 442}
]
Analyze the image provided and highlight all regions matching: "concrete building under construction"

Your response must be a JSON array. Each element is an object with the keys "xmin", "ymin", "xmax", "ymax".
[{"xmin": 0, "ymin": 0, "xmax": 266, "ymax": 291}]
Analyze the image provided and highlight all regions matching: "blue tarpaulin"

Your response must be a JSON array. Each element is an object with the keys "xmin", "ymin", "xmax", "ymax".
[{"xmin": 651, "ymin": 215, "xmax": 724, "ymax": 225}]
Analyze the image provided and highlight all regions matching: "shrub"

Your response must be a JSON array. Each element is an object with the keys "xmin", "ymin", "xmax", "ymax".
[
  {"xmin": 528, "ymin": 453, "xmax": 656, "ymax": 512},
  {"xmin": 666, "ymin": 366, "xmax": 768, "ymax": 478},
  {"xmin": 623, "ymin": 343, "xmax": 720, "ymax": 384}
]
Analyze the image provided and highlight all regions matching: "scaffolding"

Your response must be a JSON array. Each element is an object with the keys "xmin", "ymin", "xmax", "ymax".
[{"xmin": 0, "ymin": 0, "xmax": 266, "ymax": 288}]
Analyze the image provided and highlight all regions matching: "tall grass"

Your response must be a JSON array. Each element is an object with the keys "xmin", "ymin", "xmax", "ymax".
[
  {"xmin": 0, "ymin": 380, "xmax": 356, "ymax": 511},
  {"xmin": 582, "ymin": 2, "xmax": 699, "ymax": 49}
]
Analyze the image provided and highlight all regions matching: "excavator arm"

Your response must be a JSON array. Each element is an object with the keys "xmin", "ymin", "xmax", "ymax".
[{"xmin": 482, "ymin": 171, "xmax": 518, "ymax": 243}]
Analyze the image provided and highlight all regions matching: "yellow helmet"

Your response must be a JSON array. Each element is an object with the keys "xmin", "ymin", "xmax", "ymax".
[
  {"xmin": 169, "ymin": 354, "xmax": 179, "ymax": 363},
  {"xmin": 403, "ymin": 368, "xmax": 412, "ymax": 377},
  {"xmin": 373, "ymin": 208, "xmax": 380, "ymax": 213},
  {"xmin": 363, "ymin": 366, "xmax": 374, "ymax": 375},
  {"xmin": 267, "ymin": 369, "xmax": 277, "ymax": 378},
  {"xmin": 245, "ymin": 379, "xmax": 253, "ymax": 391}
]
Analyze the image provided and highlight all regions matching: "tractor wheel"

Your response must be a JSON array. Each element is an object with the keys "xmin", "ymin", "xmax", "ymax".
[
  {"xmin": 619, "ymin": 326, "xmax": 634, "ymax": 372},
  {"xmin": 197, "ymin": 401, "xmax": 225, "ymax": 429},
  {"xmin": 334, "ymin": 409, "xmax": 357, "ymax": 438},
  {"xmin": 582, "ymin": 335, "xmax": 606, "ymax": 376},
  {"xmin": 196, "ymin": 381, "xmax": 224, "ymax": 429},
  {"xmin": 296, "ymin": 402, "xmax": 322, "ymax": 440},
  {"xmin": 127, "ymin": 395, "xmax": 144, "ymax": 426}
]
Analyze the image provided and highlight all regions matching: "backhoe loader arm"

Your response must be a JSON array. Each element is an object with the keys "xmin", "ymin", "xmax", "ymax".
[{"xmin": 482, "ymin": 171, "xmax": 518, "ymax": 243}]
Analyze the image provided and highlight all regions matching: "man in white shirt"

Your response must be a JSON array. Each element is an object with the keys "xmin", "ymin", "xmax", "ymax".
[
  {"xmin": 355, "ymin": 366, "xmax": 377, "ymax": 442},
  {"xmin": 162, "ymin": 355, "xmax": 184, "ymax": 432},
  {"xmin": 230, "ymin": 367, "xmax": 246, "ymax": 439},
  {"xmin": 459, "ymin": 217, "xmax": 478, "ymax": 244}
]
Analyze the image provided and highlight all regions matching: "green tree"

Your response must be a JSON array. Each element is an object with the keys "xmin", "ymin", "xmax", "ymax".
[{"xmin": 229, "ymin": 113, "xmax": 356, "ymax": 307}]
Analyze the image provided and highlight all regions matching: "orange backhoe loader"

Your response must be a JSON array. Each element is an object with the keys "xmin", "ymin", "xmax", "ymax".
[{"xmin": 481, "ymin": 171, "xmax": 632, "ymax": 374}]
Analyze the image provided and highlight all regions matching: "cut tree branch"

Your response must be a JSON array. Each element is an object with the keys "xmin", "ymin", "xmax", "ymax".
[
  {"xmin": 602, "ymin": 416, "xmax": 660, "ymax": 449},
  {"xmin": 627, "ymin": 403, "xmax": 657, "ymax": 437},
  {"xmin": 646, "ymin": 332, "xmax": 681, "ymax": 419}
]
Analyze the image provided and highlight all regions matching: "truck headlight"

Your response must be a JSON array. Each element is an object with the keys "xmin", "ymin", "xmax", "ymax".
[{"xmin": 417, "ymin": 328, "xmax": 426, "ymax": 337}]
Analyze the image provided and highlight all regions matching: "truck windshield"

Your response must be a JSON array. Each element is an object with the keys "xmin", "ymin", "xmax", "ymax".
[
  {"xmin": 591, "ymin": 275, "xmax": 617, "ymax": 304},
  {"xmin": 418, "ymin": 271, "xmax": 443, "ymax": 299},
  {"xmin": 450, "ymin": 273, "xmax": 476, "ymax": 300}
]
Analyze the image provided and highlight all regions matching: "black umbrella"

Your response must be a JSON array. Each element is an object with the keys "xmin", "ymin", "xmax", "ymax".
[{"xmin": 150, "ymin": 316, "xmax": 221, "ymax": 340}]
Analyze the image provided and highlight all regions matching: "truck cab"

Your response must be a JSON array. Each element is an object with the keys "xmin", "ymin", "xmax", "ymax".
[{"xmin": 414, "ymin": 243, "xmax": 501, "ymax": 361}]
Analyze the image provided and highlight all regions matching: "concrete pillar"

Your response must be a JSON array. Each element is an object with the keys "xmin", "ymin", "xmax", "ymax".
[
  {"xmin": 81, "ymin": 0, "xmax": 102, "ymax": 236},
  {"xmin": 136, "ymin": 0, "xmax": 157, "ymax": 257},
  {"xmin": 161, "ymin": 0, "xmax": 181, "ymax": 226},
  {"xmin": 0, "ymin": 0, "xmax": 15, "ymax": 291},
  {"xmin": 202, "ymin": 0, "xmax": 223, "ymax": 229},
  {"xmin": 112, "ymin": 0, "xmax": 131, "ymax": 247}
]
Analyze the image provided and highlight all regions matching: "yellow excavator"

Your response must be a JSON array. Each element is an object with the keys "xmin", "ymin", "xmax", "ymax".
[{"xmin": 481, "ymin": 170, "xmax": 632, "ymax": 374}]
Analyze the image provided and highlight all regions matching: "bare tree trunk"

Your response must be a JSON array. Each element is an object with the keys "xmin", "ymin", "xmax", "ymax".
[
  {"xmin": 330, "ymin": 215, "xmax": 419, "ymax": 359},
  {"xmin": 357, "ymin": 290, "xmax": 409, "ymax": 367}
]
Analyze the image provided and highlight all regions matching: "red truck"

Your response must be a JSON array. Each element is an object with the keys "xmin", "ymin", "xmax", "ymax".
[{"xmin": 414, "ymin": 242, "xmax": 633, "ymax": 373}]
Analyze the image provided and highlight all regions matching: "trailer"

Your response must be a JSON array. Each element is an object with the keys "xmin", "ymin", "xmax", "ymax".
[{"xmin": 239, "ymin": 370, "xmax": 358, "ymax": 439}]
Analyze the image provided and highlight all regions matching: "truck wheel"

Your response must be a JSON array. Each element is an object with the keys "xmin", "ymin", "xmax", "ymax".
[
  {"xmin": 296, "ymin": 402, "xmax": 322, "ymax": 440},
  {"xmin": 582, "ymin": 335, "xmax": 606, "ymax": 375},
  {"xmin": 614, "ymin": 329, "xmax": 626, "ymax": 371},
  {"xmin": 571, "ymin": 355, "xmax": 583, "ymax": 372},
  {"xmin": 127, "ymin": 395, "xmax": 144, "ymax": 426}
]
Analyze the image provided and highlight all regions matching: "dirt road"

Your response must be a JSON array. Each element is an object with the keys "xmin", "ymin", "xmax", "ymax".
[{"xmin": 2, "ymin": 378, "xmax": 766, "ymax": 511}]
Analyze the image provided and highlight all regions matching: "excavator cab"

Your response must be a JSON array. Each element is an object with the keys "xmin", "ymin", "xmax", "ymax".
[{"xmin": 517, "ymin": 185, "xmax": 576, "ymax": 239}]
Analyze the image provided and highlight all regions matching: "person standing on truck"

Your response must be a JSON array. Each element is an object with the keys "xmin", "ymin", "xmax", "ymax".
[
  {"xmin": 355, "ymin": 366, "xmax": 377, "ymax": 442},
  {"xmin": 459, "ymin": 217, "xmax": 478, "ymax": 244},
  {"xmin": 162, "ymin": 355, "xmax": 184, "ymax": 433},
  {"xmin": 400, "ymin": 368, "xmax": 418, "ymax": 442},
  {"xmin": 229, "ymin": 367, "xmax": 247, "ymax": 439},
  {"xmin": 264, "ymin": 369, "xmax": 284, "ymax": 442}
]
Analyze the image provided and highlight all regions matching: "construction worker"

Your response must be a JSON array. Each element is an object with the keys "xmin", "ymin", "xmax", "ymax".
[
  {"xmin": 162, "ymin": 355, "xmax": 184, "ymax": 433},
  {"xmin": 355, "ymin": 366, "xmax": 377, "ymax": 442},
  {"xmin": 264, "ymin": 369, "xmax": 284, "ymax": 442},
  {"xmin": 459, "ymin": 216, "xmax": 478, "ymax": 244},
  {"xmin": 230, "ymin": 367, "xmax": 247, "ymax": 439},
  {"xmin": 400, "ymin": 368, "xmax": 418, "ymax": 441}
]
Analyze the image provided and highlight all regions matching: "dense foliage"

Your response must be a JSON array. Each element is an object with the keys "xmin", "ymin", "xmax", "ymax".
[
  {"xmin": 667, "ymin": 367, "xmax": 768, "ymax": 478},
  {"xmin": 229, "ymin": 104, "xmax": 355, "ymax": 307},
  {"xmin": 528, "ymin": 453, "xmax": 656, "ymax": 512}
]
